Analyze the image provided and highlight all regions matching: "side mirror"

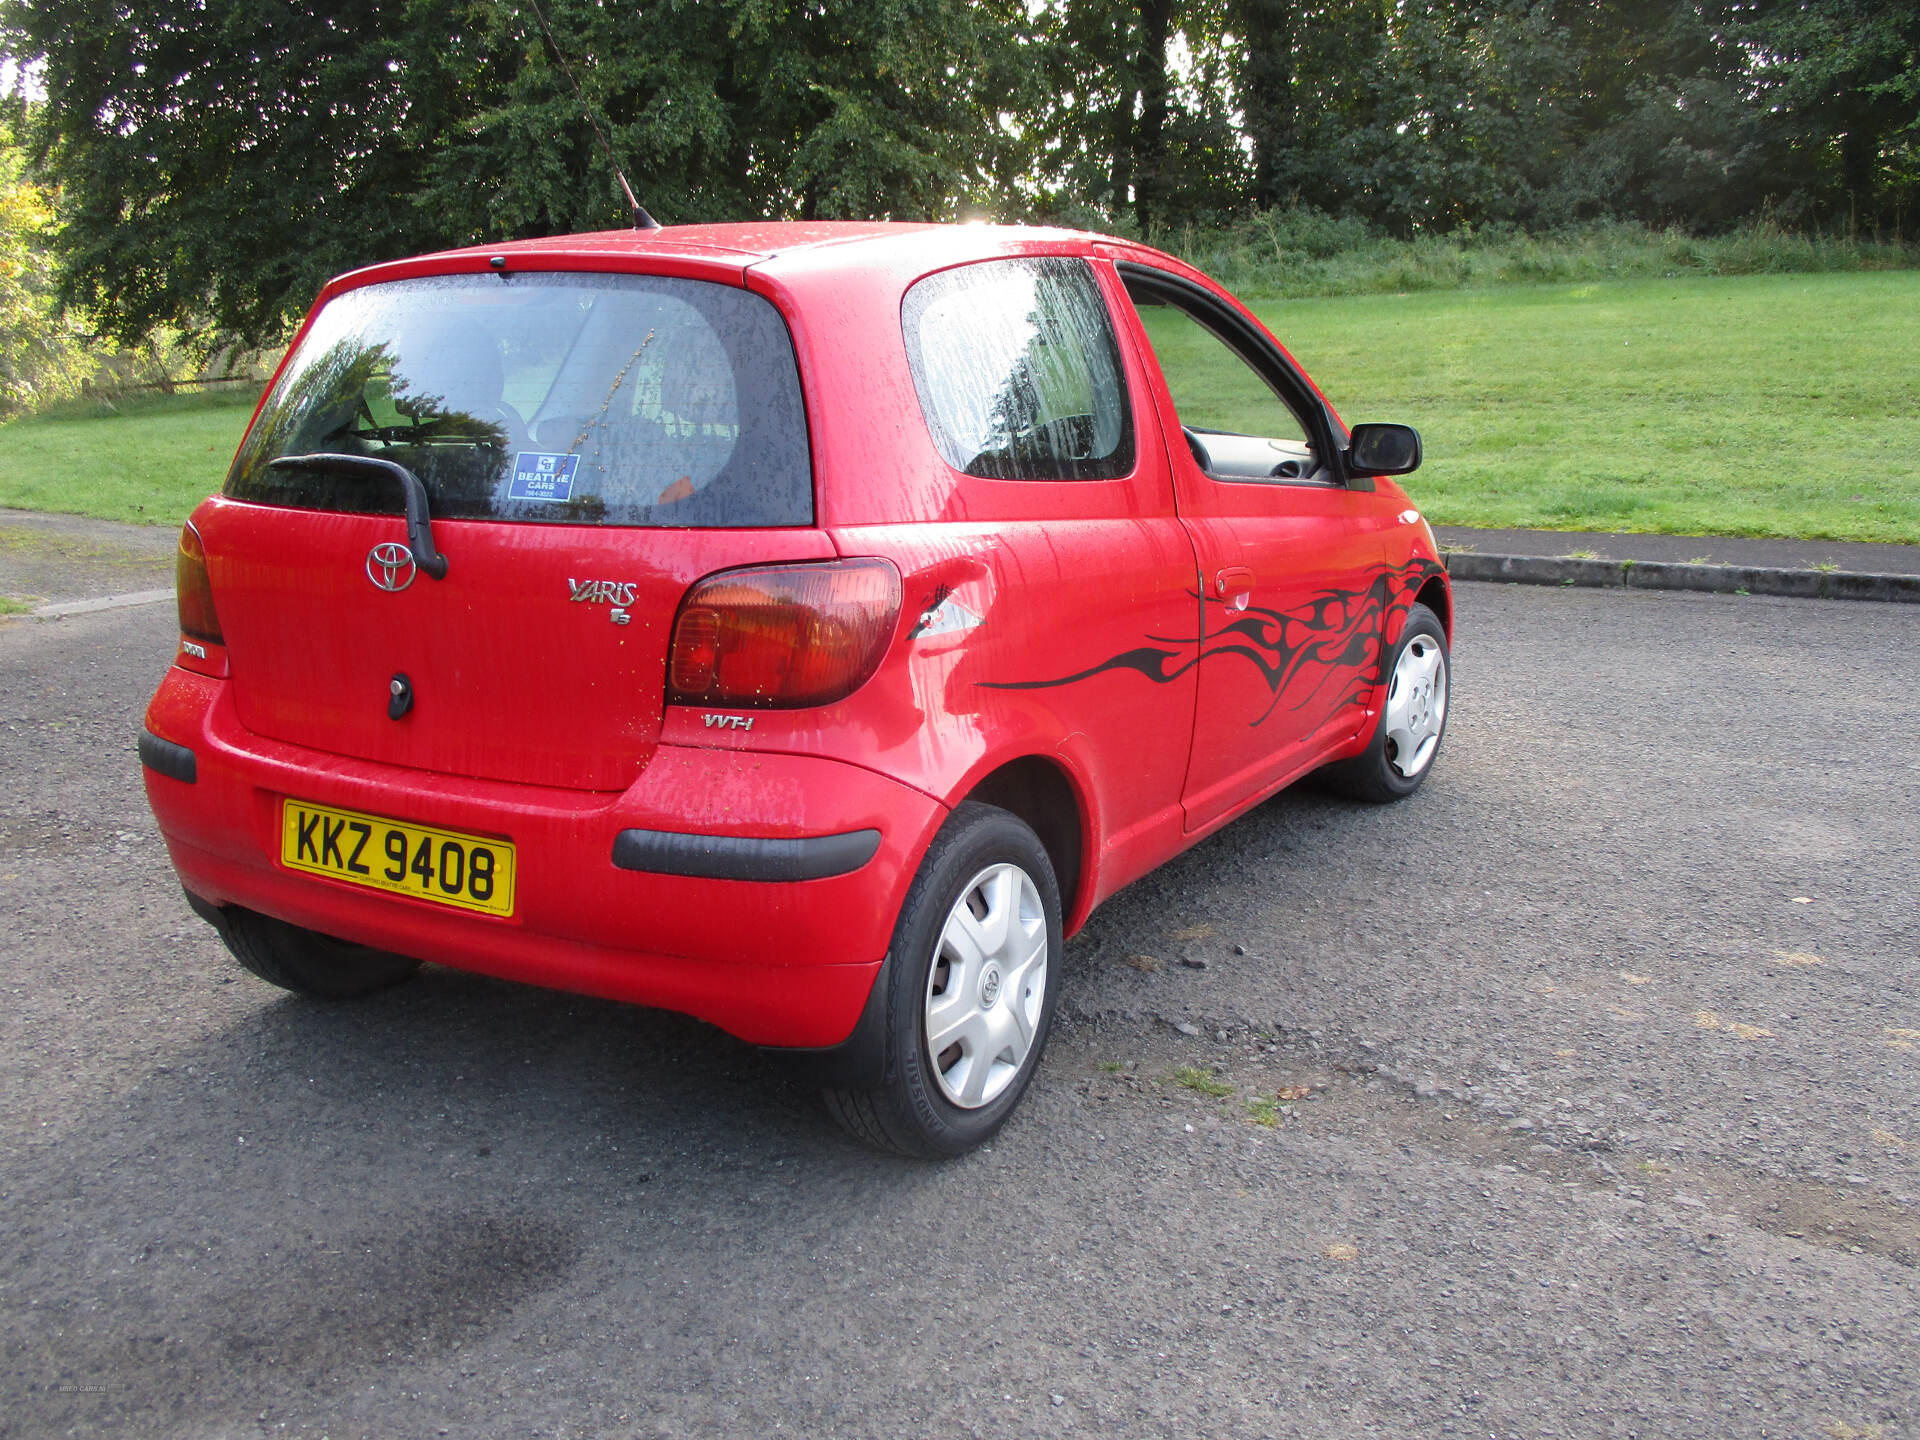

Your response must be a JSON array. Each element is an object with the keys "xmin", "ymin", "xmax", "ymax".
[{"xmin": 1345, "ymin": 423, "xmax": 1422, "ymax": 478}]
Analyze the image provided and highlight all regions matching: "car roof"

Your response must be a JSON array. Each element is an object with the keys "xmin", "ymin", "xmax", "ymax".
[
  {"xmin": 321, "ymin": 220, "xmax": 1185, "ymax": 299},
  {"xmin": 437, "ymin": 219, "xmax": 1102, "ymax": 262}
]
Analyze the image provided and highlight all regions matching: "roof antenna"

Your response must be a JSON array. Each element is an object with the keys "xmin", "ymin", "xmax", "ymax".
[{"xmin": 522, "ymin": 0, "xmax": 660, "ymax": 231}]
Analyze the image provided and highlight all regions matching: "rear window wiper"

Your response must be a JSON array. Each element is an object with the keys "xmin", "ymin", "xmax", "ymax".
[{"xmin": 268, "ymin": 453, "xmax": 450, "ymax": 580}]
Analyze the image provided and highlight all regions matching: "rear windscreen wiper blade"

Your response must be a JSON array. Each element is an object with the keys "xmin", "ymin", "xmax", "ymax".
[{"xmin": 269, "ymin": 453, "xmax": 450, "ymax": 580}]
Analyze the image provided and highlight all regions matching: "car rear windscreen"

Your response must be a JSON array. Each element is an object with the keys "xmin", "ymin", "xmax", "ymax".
[{"xmin": 227, "ymin": 272, "xmax": 812, "ymax": 528}]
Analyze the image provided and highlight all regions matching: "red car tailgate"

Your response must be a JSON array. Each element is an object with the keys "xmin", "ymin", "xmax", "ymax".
[{"xmin": 196, "ymin": 496, "xmax": 834, "ymax": 791}]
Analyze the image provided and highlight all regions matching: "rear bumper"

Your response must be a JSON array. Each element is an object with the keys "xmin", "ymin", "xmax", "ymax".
[{"xmin": 142, "ymin": 668, "xmax": 946, "ymax": 1047}]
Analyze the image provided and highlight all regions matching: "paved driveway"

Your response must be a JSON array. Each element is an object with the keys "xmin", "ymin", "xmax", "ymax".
[{"xmin": 2, "ymin": 579, "xmax": 1915, "ymax": 1439}]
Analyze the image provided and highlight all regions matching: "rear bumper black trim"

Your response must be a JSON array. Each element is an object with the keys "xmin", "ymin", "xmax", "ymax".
[
  {"xmin": 139, "ymin": 729, "xmax": 197, "ymax": 784},
  {"xmin": 612, "ymin": 827, "xmax": 881, "ymax": 882}
]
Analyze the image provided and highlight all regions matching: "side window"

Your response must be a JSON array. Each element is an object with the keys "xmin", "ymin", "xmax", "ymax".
[
  {"xmin": 1123, "ymin": 280, "xmax": 1323, "ymax": 484},
  {"xmin": 902, "ymin": 257, "xmax": 1133, "ymax": 481}
]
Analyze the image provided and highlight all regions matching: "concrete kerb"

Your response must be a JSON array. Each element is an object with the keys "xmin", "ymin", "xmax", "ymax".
[
  {"xmin": 30, "ymin": 588, "xmax": 176, "ymax": 619},
  {"xmin": 1445, "ymin": 552, "xmax": 1920, "ymax": 604}
]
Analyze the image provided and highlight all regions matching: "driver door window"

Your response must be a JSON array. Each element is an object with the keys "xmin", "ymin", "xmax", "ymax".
[
  {"xmin": 1117, "ymin": 266, "xmax": 1388, "ymax": 832},
  {"xmin": 1129, "ymin": 298, "xmax": 1321, "ymax": 483}
]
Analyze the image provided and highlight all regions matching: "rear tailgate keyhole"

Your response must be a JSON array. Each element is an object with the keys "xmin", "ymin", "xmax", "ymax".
[{"xmin": 389, "ymin": 673, "xmax": 414, "ymax": 721}]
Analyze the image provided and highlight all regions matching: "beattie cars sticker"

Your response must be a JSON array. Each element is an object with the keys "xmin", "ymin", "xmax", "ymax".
[{"xmin": 509, "ymin": 452, "xmax": 581, "ymax": 502}]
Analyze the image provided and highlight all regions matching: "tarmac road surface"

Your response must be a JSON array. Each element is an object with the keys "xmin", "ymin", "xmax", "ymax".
[{"xmin": 2, "ymin": 578, "xmax": 1916, "ymax": 1440}]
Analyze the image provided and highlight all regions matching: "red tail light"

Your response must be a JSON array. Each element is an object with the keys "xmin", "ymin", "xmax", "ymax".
[
  {"xmin": 668, "ymin": 559, "xmax": 902, "ymax": 709},
  {"xmin": 176, "ymin": 520, "xmax": 223, "ymax": 644}
]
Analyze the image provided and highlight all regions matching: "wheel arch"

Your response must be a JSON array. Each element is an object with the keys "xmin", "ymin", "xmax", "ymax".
[
  {"xmin": 958, "ymin": 755, "xmax": 1090, "ymax": 935},
  {"xmin": 1415, "ymin": 573, "xmax": 1452, "ymax": 641}
]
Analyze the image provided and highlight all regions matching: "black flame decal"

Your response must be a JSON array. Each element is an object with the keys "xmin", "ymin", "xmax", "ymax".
[{"xmin": 981, "ymin": 558, "xmax": 1443, "ymax": 728}]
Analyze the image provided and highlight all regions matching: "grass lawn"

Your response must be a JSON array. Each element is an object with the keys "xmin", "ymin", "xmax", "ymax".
[
  {"xmin": 1246, "ymin": 271, "xmax": 1920, "ymax": 543},
  {"xmin": 0, "ymin": 270, "xmax": 1915, "ymax": 543},
  {"xmin": 0, "ymin": 390, "xmax": 258, "ymax": 525}
]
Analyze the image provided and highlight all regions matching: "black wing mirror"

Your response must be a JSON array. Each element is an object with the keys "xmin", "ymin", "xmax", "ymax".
[{"xmin": 1345, "ymin": 423, "xmax": 1422, "ymax": 478}]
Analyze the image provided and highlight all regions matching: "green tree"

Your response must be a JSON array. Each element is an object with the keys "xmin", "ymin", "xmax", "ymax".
[
  {"xmin": 4, "ymin": 0, "xmax": 1911, "ymax": 363},
  {"xmin": 1232, "ymin": 0, "xmax": 1301, "ymax": 209},
  {"xmin": 0, "ymin": 103, "xmax": 84, "ymax": 415},
  {"xmin": 1020, "ymin": 0, "xmax": 1141, "ymax": 220},
  {"xmin": 1532, "ymin": 0, "xmax": 1773, "ymax": 230},
  {"xmin": 1022, "ymin": 0, "xmax": 1248, "ymax": 232},
  {"xmin": 1, "ymin": 0, "xmax": 477, "ymax": 349},
  {"xmin": 1234, "ymin": 0, "xmax": 1775, "ymax": 235},
  {"xmin": 421, "ymin": 0, "xmax": 1039, "ymax": 236},
  {"xmin": 1259, "ymin": 0, "xmax": 1583, "ymax": 233},
  {"xmin": 1745, "ymin": 0, "xmax": 1920, "ymax": 232},
  {"xmin": 0, "ymin": 0, "xmax": 1037, "ymax": 351}
]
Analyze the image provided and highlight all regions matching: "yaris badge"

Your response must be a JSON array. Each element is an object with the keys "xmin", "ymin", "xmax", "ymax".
[
  {"xmin": 367, "ymin": 542, "xmax": 417, "ymax": 592},
  {"xmin": 568, "ymin": 577, "xmax": 638, "ymax": 624}
]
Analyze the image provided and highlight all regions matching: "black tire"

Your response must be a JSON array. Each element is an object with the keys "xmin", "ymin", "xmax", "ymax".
[
  {"xmin": 1320, "ymin": 601, "xmax": 1450, "ymax": 804},
  {"xmin": 219, "ymin": 907, "xmax": 420, "ymax": 999},
  {"xmin": 822, "ymin": 802, "xmax": 1062, "ymax": 1159}
]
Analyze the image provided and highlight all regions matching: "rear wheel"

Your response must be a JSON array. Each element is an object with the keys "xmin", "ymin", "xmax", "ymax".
[
  {"xmin": 822, "ymin": 803, "xmax": 1061, "ymax": 1159},
  {"xmin": 1320, "ymin": 601, "xmax": 1449, "ymax": 803},
  {"xmin": 219, "ymin": 908, "xmax": 420, "ymax": 999}
]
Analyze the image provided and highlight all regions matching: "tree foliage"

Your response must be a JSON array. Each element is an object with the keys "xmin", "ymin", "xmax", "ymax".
[
  {"xmin": 1747, "ymin": 0, "xmax": 1920, "ymax": 229},
  {"xmin": 0, "ymin": 0, "xmax": 1033, "ymax": 349},
  {"xmin": 1, "ymin": 0, "xmax": 1915, "ymax": 350},
  {"xmin": 419, "ymin": 0, "xmax": 1038, "ymax": 239},
  {"xmin": 0, "ymin": 102, "xmax": 86, "ymax": 414},
  {"xmin": 2, "ymin": 1, "xmax": 474, "ymax": 348}
]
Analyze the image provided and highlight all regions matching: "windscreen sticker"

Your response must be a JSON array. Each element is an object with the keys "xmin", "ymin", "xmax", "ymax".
[{"xmin": 509, "ymin": 452, "xmax": 581, "ymax": 503}]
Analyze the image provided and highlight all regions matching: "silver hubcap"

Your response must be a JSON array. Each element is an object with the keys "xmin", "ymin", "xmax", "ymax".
[
  {"xmin": 1385, "ymin": 634, "xmax": 1447, "ymax": 778},
  {"xmin": 924, "ymin": 862, "xmax": 1048, "ymax": 1109}
]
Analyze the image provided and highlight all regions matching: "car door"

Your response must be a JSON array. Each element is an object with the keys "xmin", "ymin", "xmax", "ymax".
[{"xmin": 1112, "ymin": 263, "xmax": 1403, "ymax": 832}]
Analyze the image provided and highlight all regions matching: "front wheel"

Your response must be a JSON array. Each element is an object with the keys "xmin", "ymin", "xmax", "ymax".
[
  {"xmin": 1320, "ymin": 601, "xmax": 1450, "ymax": 803},
  {"xmin": 822, "ymin": 803, "xmax": 1061, "ymax": 1159}
]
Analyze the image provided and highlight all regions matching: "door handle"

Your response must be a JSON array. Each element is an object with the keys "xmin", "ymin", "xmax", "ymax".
[{"xmin": 1214, "ymin": 567, "xmax": 1254, "ymax": 609}]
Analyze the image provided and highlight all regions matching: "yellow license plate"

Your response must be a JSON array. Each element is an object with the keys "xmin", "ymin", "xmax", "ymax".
[{"xmin": 280, "ymin": 799, "xmax": 516, "ymax": 918}]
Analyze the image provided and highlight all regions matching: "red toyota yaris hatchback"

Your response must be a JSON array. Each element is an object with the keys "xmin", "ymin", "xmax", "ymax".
[{"xmin": 142, "ymin": 222, "xmax": 1450, "ymax": 1157}]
